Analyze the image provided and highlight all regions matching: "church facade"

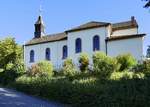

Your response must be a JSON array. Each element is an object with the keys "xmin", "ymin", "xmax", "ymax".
[{"xmin": 24, "ymin": 16, "xmax": 146, "ymax": 69}]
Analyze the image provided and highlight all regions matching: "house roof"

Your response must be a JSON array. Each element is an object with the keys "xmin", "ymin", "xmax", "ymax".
[
  {"xmin": 65, "ymin": 21, "xmax": 110, "ymax": 33},
  {"xmin": 25, "ymin": 18, "xmax": 140, "ymax": 46},
  {"xmin": 106, "ymin": 34, "xmax": 146, "ymax": 41},
  {"xmin": 112, "ymin": 20, "xmax": 138, "ymax": 31},
  {"xmin": 25, "ymin": 32, "xmax": 67, "ymax": 46},
  {"xmin": 65, "ymin": 18, "xmax": 138, "ymax": 33}
]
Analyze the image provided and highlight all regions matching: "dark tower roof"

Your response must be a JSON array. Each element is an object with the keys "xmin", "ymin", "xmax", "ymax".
[
  {"xmin": 35, "ymin": 15, "xmax": 44, "ymax": 25},
  {"xmin": 34, "ymin": 15, "xmax": 45, "ymax": 38}
]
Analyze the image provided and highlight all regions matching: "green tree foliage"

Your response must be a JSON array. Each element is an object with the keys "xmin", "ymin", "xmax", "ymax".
[
  {"xmin": 78, "ymin": 53, "xmax": 89, "ymax": 72},
  {"xmin": 116, "ymin": 54, "xmax": 137, "ymax": 71},
  {"xmin": 27, "ymin": 61, "xmax": 53, "ymax": 77},
  {"xmin": 0, "ymin": 38, "xmax": 24, "ymax": 72},
  {"xmin": 0, "ymin": 37, "xmax": 24, "ymax": 85},
  {"xmin": 93, "ymin": 52, "xmax": 120, "ymax": 79}
]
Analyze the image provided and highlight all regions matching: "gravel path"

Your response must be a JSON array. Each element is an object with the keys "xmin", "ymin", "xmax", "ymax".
[{"xmin": 0, "ymin": 88, "xmax": 66, "ymax": 107}]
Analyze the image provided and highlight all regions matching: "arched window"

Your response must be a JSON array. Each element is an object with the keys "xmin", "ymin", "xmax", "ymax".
[
  {"xmin": 62, "ymin": 45, "xmax": 68, "ymax": 59},
  {"xmin": 30, "ymin": 50, "xmax": 35, "ymax": 62},
  {"xmin": 45, "ymin": 48, "xmax": 50, "ymax": 60},
  {"xmin": 93, "ymin": 35, "xmax": 100, "ymax": 51},
  {"xmin": 75, "ymin": 38, "xmax": 82, "ymax": 53}
]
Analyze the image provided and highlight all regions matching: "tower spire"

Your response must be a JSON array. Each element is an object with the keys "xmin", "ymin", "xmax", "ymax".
[{"xmin": 34, "ymin": 0, "xmax": 45, "ymax": 38}]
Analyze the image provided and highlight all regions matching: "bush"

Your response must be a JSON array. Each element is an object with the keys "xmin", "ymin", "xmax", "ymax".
[
  {"xmin": 93, "ymin": 52, "xmax": 120, "ymax": 79},
  {"xmin": 13, "ymin": 70, "xmax": 149, "ymax": 107},
  {"xmin": 132, "ymin": 64, "xmax": 145, "ymax": 73},
  {"xmin": 0, "ymin": 70, "xmax": 22, "ymax": 85},
  {"xmin": 116, "ymin": 54, "xmax": 137, "ymax": 71},
  {"xmin": 13, "ymin": 75, "xmax": 51, "ymax": 96},
  {"xmin": 143, "ymin": 60, "xmax": 150, "ymax": 72},
  {"xmin": 135, "ymin": 60, "xmax": 150, "ymax": 77},
  {"xmin": 110, "ymin": 71, "xmax": 145, "ymax": 80},
  {"xmin": 63, "ymin": 59, "xmax": 77, "ymax": 77},
  {"xmin": 78, "ymin": 53, "xmax": 89, "ymax": 72},
  {"xmin": 11, "ymin": 62, "xmax": 150, "ymax": 107},
  {"xmin": 121, "ymin": 70, "xmax": 134, "ymax": 80},
  {"xmin": 6, "ymin": 60, "xmax": 25, "ymax": 74},
  {"xmin": 27, "ymin": 61, "xmax": 53, "ymax": 77}
]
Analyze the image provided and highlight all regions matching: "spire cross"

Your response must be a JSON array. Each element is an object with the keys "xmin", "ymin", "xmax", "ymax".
[
  {"xmin": 39, "ymin": 0, "xmax": 43, "ymax": 16},
  {"xmin": 39, "ymin": 5, "xmax": 43, "ymax": 16}
]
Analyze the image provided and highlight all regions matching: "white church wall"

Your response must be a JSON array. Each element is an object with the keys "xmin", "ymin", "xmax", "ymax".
[
  {"xmin": 111, "ymin": 28, "xmax": 138, "ymax": 36},
  {"xmin": 67, "ymin": 27, "xmax": 108, "ymax": 64},
  {"xmin": 107, "ymin": 37, "xmax": 144, "ymax": 61},
  {"xmin": 25, "ymin": 40, "xmax": 67, "ymax": 68}
]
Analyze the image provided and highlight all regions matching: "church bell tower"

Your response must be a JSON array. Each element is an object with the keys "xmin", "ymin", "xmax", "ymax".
[{"xmin": 34, "ymin": 15, "xmax": 45, "ymax": 38}]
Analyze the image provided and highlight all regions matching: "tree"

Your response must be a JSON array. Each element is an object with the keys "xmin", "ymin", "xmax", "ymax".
[
  {"xmin": 0, "ymin": 37, "xmax": 24, "ymax": 72},
  {"xmin": 146, "ymin": 46, "xmax": 150, "ymax": 58},
  {"xmin": 143, "ymin": 0, "xmax": 150, "ymax": 8}
]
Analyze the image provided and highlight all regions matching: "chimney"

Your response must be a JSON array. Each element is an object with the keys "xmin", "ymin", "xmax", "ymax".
[
  {"xmin": 131, "ymin": 16, "xmax": 138, "ymax": 33},
  {"xmin": 131, "ymin": 16, "xmax": 138, "ymax": 26},
  {"xmin": 131, "ymin": 16, "xmax": 136, "ymax": 25},
  {"xmin": 131, "ymin": 16, "xmax": 135, "ymax": 22}
]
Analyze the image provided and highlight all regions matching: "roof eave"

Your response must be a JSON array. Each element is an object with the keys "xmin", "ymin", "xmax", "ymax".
[
  {"xmin": 112, "ymin": 25, "xmax": 138, "ymax": 31},
  {"xmin": 25, "ymin": 37, "xmax": 67, "ymax": 46},
  {"xmin": 106, "ymin": 34, "xmax": 146, "ymax": 42}
]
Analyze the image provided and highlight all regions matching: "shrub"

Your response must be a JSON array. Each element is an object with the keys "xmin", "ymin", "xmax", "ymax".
[
  {"xmin": 6, "ymin": 60, "xmax": 25, "ymax": 74},
  {"xmin": 110, "ymin": 71, "xmax": 145, "ymax": 80},
  {"xmin": 0, "ymin": 60, "xmax": 25, "ymax": 85},
  {"xmin": 63, "ymin": 59, "xmax": 77, "ymax": 77},
  {"xmin": 78, "ymin": 53, "xmax": 89, "ymax": 72},
  {"xmin": 27, "ymin": 61, "xmax": 53, "ymax": 77},
  {"xmin": 137, "ymin": 60, "xmax": 150, "ymax": 77},
  {"xmin": 132, "ymin": 63, "xmax": 145, "ymax": 73},
  {"xmin": 11, "ymin": 66, "xmax": 150, "ymax": 107},
  {"xmin": 14, "ymin": 75, "xmax": 51, "ymax": 96},
  {"xmin": 143, "ymin": 60, "xmax": 150, "ymax": 71},
  {"xmin": 0, "ymin": 70, "xmax": 21, "ymax": 85},
  {"xmin": 93, "ymin": 52, "xmax": 120, "ymax": 79},
  {"xmin": 121, "ymin": 70, "xmax": 134, "ymax": 80},
  {"xmin": 116, "ymin": 54, "xmax": 137, "ymax": 71},
  {"xmin": 110, "ymin": 72, "xmax": 124, "ymax": 80}
]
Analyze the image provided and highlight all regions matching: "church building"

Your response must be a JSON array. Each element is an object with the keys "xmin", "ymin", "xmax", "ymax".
[{"xmin": 24, "ymin": 16, "xmax": 146, "ymax": 69}]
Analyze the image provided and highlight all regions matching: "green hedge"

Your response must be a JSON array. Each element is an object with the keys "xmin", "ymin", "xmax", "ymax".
[{"xmin": 13, "ymin": 70, "xmax": 150, "ymax": 107}]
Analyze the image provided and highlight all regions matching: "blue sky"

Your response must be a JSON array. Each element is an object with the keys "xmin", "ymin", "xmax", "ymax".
[{"xmin": 0, "ymin": 0, "xmax": 149, "ymax": 54}]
